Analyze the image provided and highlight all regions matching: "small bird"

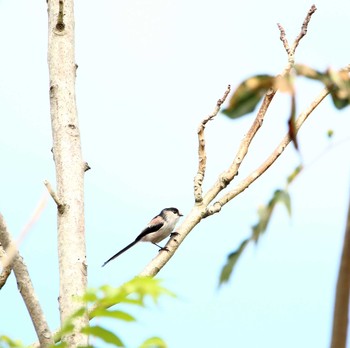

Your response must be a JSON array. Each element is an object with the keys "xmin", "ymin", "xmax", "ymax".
[{"xmin": 102, "ymin": 207, "xmax": 183, "ymax": 267}]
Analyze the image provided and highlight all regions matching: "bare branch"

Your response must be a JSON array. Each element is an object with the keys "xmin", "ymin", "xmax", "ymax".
[
  {"xmin": 0, "ymin": 242, "xmax": 12, "ymax": 289},
  {"xmin": 44, "ymin": 180, "xmax": 65, "ymax": 214},
  {"xmin": 138, "ymin": 6, "xmax": 319, "ymax": 279},
  {"xmin": 291, "ymin": 4, "xmax": 317, "ymax": 54},
  {"xmin": 277, "ymin": 4, "xmax": 317, "ymax": 72},
  {"xmin": 277, "ymin": 23, "xmax": 290, "ymax": 54},
  {"xmin": 0, "ymin": 214, "xmax": 54, "ymax": 347},
  {"xmin": 207, "ymin": 86, "xmax": 329, "ymax": 215},
  {"xmin": 194, "ymin": 85, "xmax": 231, "ymax": 203},
  {"xmin": 202, "ymin": 87, "xmax": 277, "ymax": 208}
]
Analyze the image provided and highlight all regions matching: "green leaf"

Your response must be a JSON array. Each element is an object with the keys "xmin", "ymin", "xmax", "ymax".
[
  {"xmin": 252, "ymin": 189, "xmax": 291, "ymax": 243},
  {"xmin": 295, "ymin": 65, "xmax": 350, "ymax": 110},
  {"xmin": 286, "ymin": 165, "xmax": 303, "ymax": 185},
  {"xmin": 328, "ymin": 69, "xmax": 350, "ymax": 109},
  {"xmin": 252, "ymin": 205, "xmax": 271, "ymax": 243},
  {"xmin": 327, "ymin": 129, "xmax": 334, "ymax": 138},
  {"xmin": 271, "ymin": 189, "xmax": 291, "ymax": 216},
  {"xmin": 81, "ymin": 326, "xmax": 124, "ymax": 347},
  {"xmin": 0, "ymin": 336, "xmax": 25, "ymax": 348},
  {"xmin": 222, "ymin": 75, "xmax": 275, "ymax": 118},
  {"xmin": 123, "ymin": 277, "xmax": 176, "ymax": 304},
  {"xmin": 139, "ymin": 336, "xmax": 167, "ymax": 348},
  {"xmin": 82, "ymin": 288, "xmax": 98, "ymax": 302},
  {"xmin": 89, "ymin": 308, "xmax": 136, "ymax": 322},
  {"xmin": 294, "ymin": 64, "xmax": 326, "ymax": 82},
  {"xmin": 219, "ymin": 238, "xmax": 250, "ymax": 285}
]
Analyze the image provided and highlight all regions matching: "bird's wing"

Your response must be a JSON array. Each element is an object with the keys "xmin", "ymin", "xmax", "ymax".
[{"xmin": 135, "ymin": 215, "xmax": 164, "ymax": 242}]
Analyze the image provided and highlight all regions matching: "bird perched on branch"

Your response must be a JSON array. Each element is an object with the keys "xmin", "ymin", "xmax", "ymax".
[{"xmin": 102, "ymin": 207, "xmax": 183, "ymax": 267}]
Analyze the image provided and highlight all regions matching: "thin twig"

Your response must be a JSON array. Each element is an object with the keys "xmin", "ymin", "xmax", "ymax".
[
  {"xmin": 0, "ymin": 214, "xmax": 54, "ymax": 347},
  {"xmin": 194, "ymin": 85, "xmax": 231, "ymax": 203},
  {"xmin": 277, "ymin": 4, "xmax": 317, "ymax": 74},
  {"xmin": 44, "ymin": 180, "xmax": 62, "ymax": 207},
  {"xmin": 277, "ymin": 23, "xmax": 290, "ymax": 54},
  {"xmin": 290, "ymin": 4, "xmax": 317, "ymax": 54}
]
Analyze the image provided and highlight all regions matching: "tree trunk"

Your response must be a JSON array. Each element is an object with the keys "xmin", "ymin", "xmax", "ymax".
[
  {"xmin": 330, "ymin": 188, "xmax": 350, "ymax": 348},
  {"xmin": 47, "ymin": 1, "xmax": 88, "ymax": 346}
]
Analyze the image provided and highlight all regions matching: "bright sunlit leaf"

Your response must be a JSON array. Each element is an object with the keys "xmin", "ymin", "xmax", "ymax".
[
  {"xmin": 140, "ymin": 336, "xmax": 167, "ymax": 348},
  {"xmin": 89, "ymin": 308, "xmax": 135, "ymax": 322},
  {"xmin": 81, "ymin": 326, "xmax": 124, "ymax": 347}
]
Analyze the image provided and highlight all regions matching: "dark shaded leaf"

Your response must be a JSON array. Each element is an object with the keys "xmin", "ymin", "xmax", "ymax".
[
  {"xmin": 288, "ymin": 93, "xmax": 298, "ymax": 150},
  {"xmin": 328, "ymin": 69, "xmax": 350, "ymax": 109},
  {"xmin": 81, "ymin": 326, "xmax": 124, "ymax": 347},
  {"xmin": 222, "ymin": 75, "xmax": 275, "ymax": 118},
  {"xmin": 219, "ymin": 238, "xmax": 250, "ymax": 285}
]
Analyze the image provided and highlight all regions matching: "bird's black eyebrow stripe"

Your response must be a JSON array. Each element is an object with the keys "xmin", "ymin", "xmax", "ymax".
[{"xmin": 135, "ymin": 222, "xmax": 164, "ymax": 242}]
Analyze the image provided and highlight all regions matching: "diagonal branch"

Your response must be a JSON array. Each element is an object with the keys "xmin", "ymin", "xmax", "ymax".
[
  {"xmin": 202, "ymin": 87, "xmax": 277, "ymax": 208},
  {"xmin": 0, "ymin": 214, "xmax": 54, "ymax": 347},
  {"xmin": 206, "ymin": 86, "xmax": 329, "ymax": 215},
  {"xmin": 138, "ymin": 4, "xmax": 320, "ymax": 277},
  {"xmin": 0, "ymin": 242, "xmax": 12, "ymax": 289}
]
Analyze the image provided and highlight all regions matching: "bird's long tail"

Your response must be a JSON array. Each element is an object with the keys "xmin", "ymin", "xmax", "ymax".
[{"xmin": 101, "ymin": 240, "xmax": 138, "ymax": 267}]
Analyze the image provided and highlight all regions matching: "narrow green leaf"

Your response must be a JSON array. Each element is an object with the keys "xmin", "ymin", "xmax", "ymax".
[
  {"xmin": 0, "ymin": 336, "xmax": 25, "ymax": 348},
  {"xmin": 286, "ymin": 165, "xmax": 303, "ymax": 185},
  {"xmin": 222, "ymin": 75, "xmax": 275, "ymax": 119},
  {"xmin": 252, "ymin": 205, "xmax": 272, "ymax": 243},
  {"xmin": 139, "ymin": 336, "xmax": 167, "ymax": 348},
  {"xmin": 89, "ymin": 308, "xmax": 135, "ymax": 322},
  {"xmin": 81, "ymin": 326, "xmax": 124, "ymax": 347},
  {"xmin": 272, "ymin": 189, "xmax": 291, "ymax": 216},
  {"xmin": 219, "ymin": 238, "xmax": 250, "ymax": 285}
]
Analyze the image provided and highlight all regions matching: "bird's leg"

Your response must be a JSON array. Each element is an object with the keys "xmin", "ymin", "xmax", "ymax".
[{"xmin": 152, "ymin": 242, "xmax": 169, "ymax": 252}]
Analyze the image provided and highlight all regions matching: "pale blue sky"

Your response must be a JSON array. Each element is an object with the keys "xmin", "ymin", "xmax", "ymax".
[{"xmin": 1, "ymin": 0, "xmax": 350, "ymax": 347}]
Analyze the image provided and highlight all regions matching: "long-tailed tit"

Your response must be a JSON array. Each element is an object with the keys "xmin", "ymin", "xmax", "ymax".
[{"xmin": 102, "ymin": 207, "xmax": 183, "ymax": 267}]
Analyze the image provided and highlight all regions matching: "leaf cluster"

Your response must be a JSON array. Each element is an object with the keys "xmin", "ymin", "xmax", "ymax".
[
  {"xmin": 219, "ymin": 165, "xmax": 302, "ymax": 286},
  {"xmin": 0, "ymin": 278, "xmax": 173, "ymax": 348}
]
